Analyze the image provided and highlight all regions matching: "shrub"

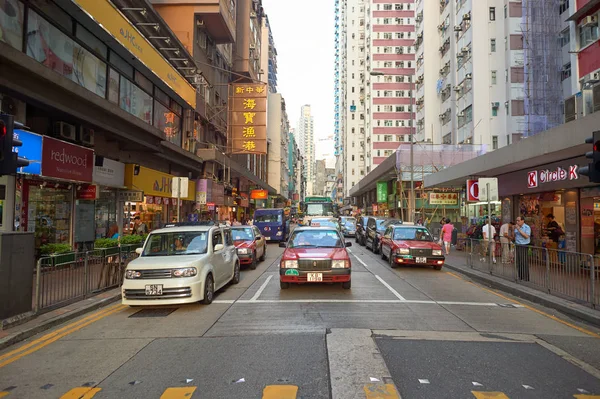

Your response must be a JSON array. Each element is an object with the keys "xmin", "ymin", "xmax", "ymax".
[
  {"xmin": 94, "ymin": 238, "xmax": 119, "ymax": 249},
  {"xmin": 120, "ymin": 234, "xmax": 145, "ymax": 245},
  {"xmin": 39, "ymin": 243, "xmax": 72, "ymax": 255}
]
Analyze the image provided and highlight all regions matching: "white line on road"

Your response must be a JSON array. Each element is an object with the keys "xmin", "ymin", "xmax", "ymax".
[
  {"xmin": 232, "ymin": 299, "xmax": 515, "ymax": 306},
  {"xmin": 250, "ymin": 275, "xmax": 273, "ymax": 302},
  {"xmin": 375, "ymin": 275, "xmax": 406, "ymax": 301},
  {"xmin": 213, "ymin": 300, "xmax": 236, "ymax": 304}
]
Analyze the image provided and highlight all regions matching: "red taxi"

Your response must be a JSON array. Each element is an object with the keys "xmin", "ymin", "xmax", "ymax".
[
  {"xmin": 231, "ymin": 226, "xmax": 267, "ymax": 270},
  {"xmin": 278, "ymin": 227, "xmax": 352, "ymax": 289},
  {"xmin": 379, "ymin": 225, "xmax": 445, "ymax": 270}
]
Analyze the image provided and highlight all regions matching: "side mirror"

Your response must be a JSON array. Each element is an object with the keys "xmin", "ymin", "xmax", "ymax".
[
  {"xmin": 345, "ymin": 242, "xmax": 352, "ymax": 247},
  {"xmin": 279, "ymin": 242, "xmax": 287, "ymax": 248},
  {"xmin": 214, "ymin": 243, "xmax": 224, "ymax": 252},
  {"xmin": 135, "ymin": 247, "xmax": 143, "ymax": 255}
]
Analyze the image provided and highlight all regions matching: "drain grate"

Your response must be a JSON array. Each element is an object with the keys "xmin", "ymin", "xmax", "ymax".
[{"xmin": 129, "ymin": 308, "xmax": 178, "ymax": 318}]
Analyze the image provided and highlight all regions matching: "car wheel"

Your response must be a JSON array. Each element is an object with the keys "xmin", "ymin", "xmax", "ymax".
[
  {"xmin": 342, "ymin": 281, "xmax": 351, "ymax": 289},
  {"xmin": 232, "ymin": 262, "xmax": 240, "ymax": 284},
  {"xmin": 389, "ymin": 252, "xmax": 397, "ymax": 268},
  {"xmin": 202, "ymin": 274, "xmax": 214, "ymax": 304},
  {"xmin": 434, "ymin": 265, "xmax": 443, "ymax": 271},
  {"xmin": 259, "ymin": 246, "xmax": 266, "ymax": 262},
  {"xmin": 250, "ymin": 252, "xmax": 258, "ymax": 270},
  {"xmin": 280, "ymin": 281, "xmax": 290, "ymax": 289},
  {"xmin": 381, "ymin": 246, "xmax": 386, "ymax": 260},
  {"xmin": 373, "ymin": 240, "xmax": 380, "ymax": 254}
]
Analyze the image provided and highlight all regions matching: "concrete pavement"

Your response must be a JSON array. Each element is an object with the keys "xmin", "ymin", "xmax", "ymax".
[{"xmin": 0, "ymin": 242, "xmax": 599, "ymax": 398}]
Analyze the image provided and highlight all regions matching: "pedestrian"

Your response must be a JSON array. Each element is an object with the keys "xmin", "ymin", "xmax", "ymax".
[
  {"xmin": 440, "ymin": 218, "xmax": 453, "ymax": 255},
  {"xmin": 514, "ymin": 216, "xmax": 531, "ymax": 281},
  {"xmin": 499, "ymin": 221, "xmax": 514, "ymax": 264},
  {"xmin": 133, "ymin": 216, "xmax": 147, "ymax": 236},
  {"xmin": 438, "ymin": 218, "xmax": 445, "ymax": 246},
  {"xmin": 481, "ymin": 218, "xmax": 497, "ymax": 264},
  {"xmin": 232, "ymin": 218, "xmax": 242, "ymax": 226},
  {"xmin": 545, "ymin": 213, "xmax": 562, "ymax": 245}
]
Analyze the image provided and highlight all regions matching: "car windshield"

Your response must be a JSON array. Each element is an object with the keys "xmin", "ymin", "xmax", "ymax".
[
  {"xmin": 305, "ymin": 203, "xmax": 334, "ymax": 216},
  {"xmin": 232, "ymin": 228, "xmax": 254, "ymax": 241},
  {"xmin": 393, "ymin": 228, "xmax": 433, "ymax": 241},
  {"xmin": 343, "ymin": 219, "xmax": 356, "ymax": 227},
  {"xmin": 142, "ymin": 231, "xmax": 209, "ymax": 256},
  {"xmin": 254, "ymin": 213, "xmax": 282, "ymax": 223},
  {"xmin": 288, "ymin": 229, "xmax": 343, "ymax": 248}
]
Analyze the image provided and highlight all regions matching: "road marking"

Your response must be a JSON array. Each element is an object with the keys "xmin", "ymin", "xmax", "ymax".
[
  {"xmin": 0, "ymin": 305, "xmax": 126, "ymax": 369},
  {"xmin": 213, "ymin": 300, "xmax": 236, "ymax": 304},
  {"xmin": 233, "ymin": 299, "xmax": 516, "ymax": 306},
  {"xmin": 60, "ymin": 387, "xmax": 102, "ymax": 398},
  {"xmin": 0, "ymin": 303, "xmax": 122, "ymax": 362},
  {"xmin": 472, "ymin": 392, "xmax": 510, "ymax": 399},
  {"xmin": 445, "ymin": 271, "xmax": 600, "ymax": 339},
  {"xmin": 160, "ymin": 387, "xmax": 197, "ymax": 399},
  {"xmin": 262, "ymin": 385, "xmax": 298, "ymax": 399},
  {"xmin": 375, "ymin": 275, "xmax": 406, "ymax": 300},
  {"xmin": 349, "ymin": 252, "xmax": 373, "ymax": 271},
  {"xmin": 574, "ymin": 395, "xmax": 600, "ymax": 398},
  {"xmin": 0, "ymin": 392, "xmax": 9, "ymax": 398},
  {"xmin": 363, "ymin": 384, "xmax": 400, "ymax": 399},
  {"xmin": 250, "ymin": 275, "xmax": 273, "ymax": 302}
]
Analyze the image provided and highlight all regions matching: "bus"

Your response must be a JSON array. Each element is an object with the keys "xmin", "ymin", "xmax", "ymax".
[{"xmin": 301, "ymin": 196, "xmax": 337, "ymax": 225}]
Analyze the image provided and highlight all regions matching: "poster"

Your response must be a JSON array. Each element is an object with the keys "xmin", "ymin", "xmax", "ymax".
[
  {"xmin": 75, "ymin": 202, "xmax": 95, "ymax": 243},
  {"xmin": 581, "ymin": 202, "xmax": 595, "ymax": 239},
  {"xmin": 566, "ymin": 201, "xmax": 577, "ymax": 225}
]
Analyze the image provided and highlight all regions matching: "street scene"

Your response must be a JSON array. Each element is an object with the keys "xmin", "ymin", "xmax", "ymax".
[{"xmin": 1, "ymin": 0, "xmax": 600, "ymax": 398}]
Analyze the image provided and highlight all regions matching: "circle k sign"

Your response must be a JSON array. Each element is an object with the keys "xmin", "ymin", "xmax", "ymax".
[{"xmin": 466, "ymin": 179, "xmax": 479, "ymax": 201}]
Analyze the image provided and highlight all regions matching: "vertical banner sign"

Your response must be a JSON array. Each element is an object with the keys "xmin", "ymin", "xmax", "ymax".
[
  {"xmin": 466, "ymin": 179, "xmax": 479, "ymax": 202},
  {"xmin": 376, "ymin": 181, "xmax": 388, "ymax": 203},
  {"xmin": 229, "ymin": 83, "xmax": 268, "ymax": 154}
]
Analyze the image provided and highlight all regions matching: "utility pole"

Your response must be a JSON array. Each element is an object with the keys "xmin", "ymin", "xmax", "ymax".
[{"xmin": 409, "ymin": 80, "xmax": 415, "ymax": 223}]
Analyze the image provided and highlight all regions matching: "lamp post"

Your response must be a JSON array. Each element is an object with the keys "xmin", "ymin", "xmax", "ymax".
[{"xmin": 370, "ymin": 71, "xmax": 415, "ymax": 222}]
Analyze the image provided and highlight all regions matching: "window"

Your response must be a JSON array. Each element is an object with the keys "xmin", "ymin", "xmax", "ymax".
[
  {"xmin": 560, "ymin": 28, "xmax": 570, "ymax": 47},
  {"xmin": 561, "ymin": 62, "xmax": 572, "ymax": 81},
  {"xmin": 511, "ymin": 67, "xmax": 525, "ymax": 83},
  {"xmin": 491, "ymin": 105, "xmax": 498, "ymax": 117},
  {"xmin": 108, "ymin": 69, "xmax": 119, "ymax": 104},
  {"xmin": 464, "ymin": 105, "xmax": 473, "ymax": 124},
  {"xmin": 510, "ymin": 34, "xmax": 524, "ymax": 50},
  {"xmin": 489, "ymin": 7, "xmax": 496, "ymax": 21},
  {"xmin": 492, "ymin": 136, "xmax": 498, "ymax": 150},
  {"xmin": 580, "ymin": 21, "xmax": 599, "ymax": 48},
  {"xmin": 511, "ymin": 100, "xmax": 525, "ymax": 116},
  {"xmin": 559, "ymin": 0, "xmax": 569, "ymax": 14},
  {"xmin": 504, "ymin": 5, "xmax": 507, "ymax": 18},
  {"xmin": 490, "ymin": 38, "xmax": 496, "ymax": 52},
  {"xmin": 491, "ymin": 70, "xmax": 497, "ymax": 84},
  {"xmin": 352, "ymin": 155, "xmax": 355, "ymax": 161}
]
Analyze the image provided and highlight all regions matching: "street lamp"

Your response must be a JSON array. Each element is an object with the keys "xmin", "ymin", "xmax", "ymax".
[{"xmin": 370, "ymin": 71, "xmax": 415, "ymax": 222}]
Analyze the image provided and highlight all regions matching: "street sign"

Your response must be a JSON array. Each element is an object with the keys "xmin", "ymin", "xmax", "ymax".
[
  {"xmin": 172, "ymin": 177, "xmax": 189, "ymax": 198},
  {"xmin": 478, "ymin": 178, "xmax": 498, "ymax": 202},
  {"xmin": 466, "ymin": 180, "xmax": 479, "ymax": 202},
  {"xmin": 118, "ymin": 190, "xmax": 143, "ymax": 202}
]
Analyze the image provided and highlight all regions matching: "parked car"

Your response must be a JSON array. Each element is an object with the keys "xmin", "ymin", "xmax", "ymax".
[
  {"xmin": 365, "ymin": 217, "xmax": 388, "ymax": 254},
  {"xmin": 310, "ymin": 217, "xmax": 341, "ymax": 231},
  {"xmin": 253, "ymin": 208, "xmax": 289, "ymax": 242},
  {"xmin": 278, "ymin": 227, "xmax": 352, "ymax": 289},
  {"xmin": 231, "ymin": 226, "xmax": 267, "ymax": 269},
  {"xmin": 379, "ymin": 225, "xmax": 445, "ymax": 270},
  {"xmin": 355, "ymin": 216, "xmax": 369, "ymax": 246},
  {"xmin": 122, "ymin": 225, "xmax": 240, "ymax": 306},
  {"xmin": 340, "ymin": 216, "xmax": 357, "ymax": 237}
]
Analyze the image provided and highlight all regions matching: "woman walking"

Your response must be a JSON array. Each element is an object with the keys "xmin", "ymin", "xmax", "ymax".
[{"xmin": 441, "ymin": 218, "xmax": 454, "ymax": 255}]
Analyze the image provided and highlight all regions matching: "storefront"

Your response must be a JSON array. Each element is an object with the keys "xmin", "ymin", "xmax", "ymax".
[{"xmin": 92, "ymin": 157, "xmax": 126, "ymax": 239}]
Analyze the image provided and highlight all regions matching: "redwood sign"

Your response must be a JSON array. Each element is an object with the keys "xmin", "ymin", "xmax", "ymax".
[{"xmin": 42, "ymin": 137, "xmax": 94, "ymax": 182}]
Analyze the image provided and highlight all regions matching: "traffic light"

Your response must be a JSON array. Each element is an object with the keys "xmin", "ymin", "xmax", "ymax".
[
  {"xmin": 580, "ymin": 130, "xmax": 600, "ymax": 183},
  {"xmin": 0, "ymin": 113, "xmax": 30, "ymax": 176}
]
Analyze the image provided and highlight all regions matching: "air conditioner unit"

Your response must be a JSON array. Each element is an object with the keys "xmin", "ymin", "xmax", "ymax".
[
  {"xmin": 463, "ymin": 13, "xmax": 471, "ymax": 20},
  {"xmin": 461, "ymin": 46, "xmax": 470, "ymax": 53},
  {"xmin": 454, "ymin": 26, "xmax": 462, "ymax": 32},
  {"xmin": 250, "ymin": 11, "xmax": 257, "ymax": 18},
  {"xmin": 55, "ymin": 122, "xmax": 76, "ymax": 141},
  {"xmin": 416, "ymin": 15, "xmax": 422, "ymax": 22},
  {"xmin": 439, "ymin": 46, "xmax": 445, "ymax": 52},
  {"xmin": 453, "ymin": 86, "xmax": 462, "ymax": 92},
  {"xmin": 582, "ymin": 15, "xmax": 598, "ymax": 27},
  {"xmin": 417, "ymin": 33, "xmax": 423, "ymax": 38},
  {"xmin": 439, "ymin": 113, "xmax": 446, "ymax": 120},
  {"xmin": 491, "ymin": 102, "xmax": 500, "ymax": 108},
  {"xmin": 465, "ymin": 73, "xmax": 472, "ymax": 79},
  {"xmin": 79, "ymin": 126, "xmax": 94, "ymax": 145},
  {"xmin": 457, "ymin": 111, "xmax": 465, "ymax": 117}
]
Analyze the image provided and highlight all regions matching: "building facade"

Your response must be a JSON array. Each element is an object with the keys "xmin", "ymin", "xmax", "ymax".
[
  {"xmin": 266, "ymin": 93, "xmax": 290, "ymax": 200},
  {"xmin": 260, "ymin": 15, "xmax": 277, "ymax": 93},
  {"xmin": 297, "ymin": 104, "xmax": 315, "ymax": 196}
]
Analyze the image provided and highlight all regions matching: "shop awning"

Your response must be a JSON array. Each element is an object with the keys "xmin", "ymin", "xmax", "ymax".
[{"xmin": 424, "ymin": 111, "xmax": 600, "ymax": 188}]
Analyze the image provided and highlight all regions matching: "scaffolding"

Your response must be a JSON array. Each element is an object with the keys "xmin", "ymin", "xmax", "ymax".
[{"xmin": 521, "ymin": 0, "xmax": 564, "ymax": 137}]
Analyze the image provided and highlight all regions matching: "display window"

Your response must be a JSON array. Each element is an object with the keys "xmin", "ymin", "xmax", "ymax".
[
  {"xmin": 95, "ymin": 189, "xmax": 118, "ymax": 239},
  {"xmin": 518, "ymin": 192, "xmax": 567, "ymax": 248},
  {"xmin": 28, "ymin": 183, "xmax": 72, "ymax": 248}
]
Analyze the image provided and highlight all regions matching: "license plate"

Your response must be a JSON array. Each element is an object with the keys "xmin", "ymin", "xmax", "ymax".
[
  {"xmin": 265, "ymin": 236, "xmax": 271, "ymax": 240},
  {"xmin": 145, "ymin": 284, "xmax": 163, "ymax": 295},
  {"xmin": 307, "ymin": 273, "xmax": 323, "ymax": 282},
  {"xmin": 415, "ymin": 257, "xmax": 427, "ymax": 263}
]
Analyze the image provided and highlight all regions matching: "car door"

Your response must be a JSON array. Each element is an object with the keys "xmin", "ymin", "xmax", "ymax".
[
  {"xmin": 367, "ymin": 218, "xmax": 375, "ymax": 245},
  {"xmin": 211, "ymin": 230, "xmax": 227, "ymax": 288},
  {"xmin": 222, "ymin": 228, "xmax": 237, "ymax": 281},
  {"xmin": 381, "ymin": 227, "xmax": 392, "ymax": 256},
  {"xmin": 253, "ymin": 226, "xmax": 265, "ymax": 258}
]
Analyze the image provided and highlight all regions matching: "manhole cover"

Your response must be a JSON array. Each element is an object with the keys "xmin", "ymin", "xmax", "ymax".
[{"xmin": 129, "ymin": 308, "xmax": 178, "ymax": 318}]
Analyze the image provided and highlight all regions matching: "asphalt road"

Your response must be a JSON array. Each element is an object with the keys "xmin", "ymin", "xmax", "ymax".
[{"xmin": 1, "ymin": 241, "xmax": 599, "ymax": 399}]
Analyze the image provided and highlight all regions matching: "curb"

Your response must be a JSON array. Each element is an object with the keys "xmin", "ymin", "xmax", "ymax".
[
  {"xmin": 0, "ymin": 293, "xmax": 121, "ymax": 351},
  {"xmin": 444, "ymin": 262, "xmax": 600, "ymax": 328}
]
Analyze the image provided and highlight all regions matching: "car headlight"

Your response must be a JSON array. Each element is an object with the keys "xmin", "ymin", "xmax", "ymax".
[
  {"xmin": 396, "ymin": 248, "xmax": 410, "ymax": 255},
  {"xmin": 332, "ymin": 260, "xmax": 350, "ymax": 268},
  {"xmin": 432, "ymin": 250, "xmax": 443, "ymax": 256},
  {"xmin": 172, "ymin": 267, "xmax": 197, "ymax": 277},
  {"xmin": 237, "ymin": 248, "xmax": 250, "ymax": 255},
  {"xmin": 282, "ymin": 260, "xmax": 298, "ymax": 269},
  {"xmin": 125, "ymin": 270, "xmax": 141, "ymax": 279}
]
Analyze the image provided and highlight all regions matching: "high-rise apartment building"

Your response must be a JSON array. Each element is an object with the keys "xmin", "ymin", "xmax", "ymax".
[
  {"xmin": 334, "ymin": 0, "xmax": 347, "ymax": 204},
  {"xmin": 267, "ymin": 93, "xmax": 290, "ymax": 199},
  {"xmin": 260, "ymin": 15, "xmax": 278, "ymax": 93},
  {"xmin": 336, "ymin": 0, "xmax": 417, "ymax": 198},
  {"xmin": 298, "ymin": 105, "xmax": 316, "ymax": 196}
]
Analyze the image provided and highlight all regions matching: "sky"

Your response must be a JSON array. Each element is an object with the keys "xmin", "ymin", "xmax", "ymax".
[{"xmin": 262, "ymin": 0, "xmax": 335, "ymax": 147}]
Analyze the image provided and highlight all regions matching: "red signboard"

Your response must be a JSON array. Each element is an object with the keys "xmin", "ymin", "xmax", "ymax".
[
  {"xmin": 42, "ymin": 137, "xmax": 93, "ymax": 182},
  {"xmin": 250, "ymin": 189, "xmax": 268, "ymax": 200},
  {"xmin": 76, "ymin": 184, "xmax": 97, "ymax": 200},
  {"xmin": 466, "ymin": 180, "xmax": 479, "ymax": 202}
]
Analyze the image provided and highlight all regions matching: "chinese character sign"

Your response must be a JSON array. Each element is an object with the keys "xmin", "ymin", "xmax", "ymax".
[
  {"xmin": 429, "ymin": 192, "xmax": 459, "ymax": 205},
  {"xmin": 376, "ymin": 182, "xmax": 388, "ymax": 203},
  {"xmin": 229, "ymin": 83, "xmax": 268, "ymax": 155}
]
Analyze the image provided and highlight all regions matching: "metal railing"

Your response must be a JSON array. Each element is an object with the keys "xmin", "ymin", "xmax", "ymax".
[
  {"xmin": 33, "ymin": 245, "xmax": 139, "ymax": 314},
  {"xmin": 460, "ymin": 238, "xmax": 598, "ymax": 308}
]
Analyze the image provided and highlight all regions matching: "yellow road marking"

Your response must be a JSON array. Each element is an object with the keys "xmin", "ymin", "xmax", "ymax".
[
  {"xmin": 574, "ymin": 395, "xmax": 600, "ymax": 398},
  {"xmin": 262, "ymin": 385, "xmax": 298, "ymax": 399},
  {"xmin": 0, "ymin": 392, "xmax": 9, "ymax": 398},
  {"xmin": 364, "ymin": 383, "xmax": 401, "ymax": 399},
  {"xmin": 160, "ymin": 387, "xmax": 197, "ymax": 398},
  {"xmin": 0, "ymin": 305, "xmax": 126, "ymax": 369},
  {"xmin": 472, "ymin": 392, "xmax": 510, "ymax": 399},
  {"xmin": 60, "ymin": 387, "xmax": 102, "ymax": 398},
  {"xmin": 0, "ymin": 303, "xmax": 123, "ymax": 362},
  {"xmin": 445, "ymin": 271, "xmax": 600, "ymax": 339}
]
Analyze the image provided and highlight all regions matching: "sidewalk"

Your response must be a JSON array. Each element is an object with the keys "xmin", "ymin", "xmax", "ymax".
[
  {"xmin": 444, "ymin": 252, "xmax": 600, "ymax": 328},
  {"xmin": 0, "ymin": 288, "xmax": 121, "ymax": 351}
]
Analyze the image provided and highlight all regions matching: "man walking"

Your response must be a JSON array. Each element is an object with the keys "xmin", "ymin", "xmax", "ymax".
[{"xmin": 514, "ymin": 216, "xmax": 531, "ymax": 281}]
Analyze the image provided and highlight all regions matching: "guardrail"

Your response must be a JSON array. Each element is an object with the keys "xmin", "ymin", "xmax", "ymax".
[
  {"xmin": 33, "ymin": 245, "xmax": 140, "ymax": 313},
  {"xmin": 460, "ymin": 238, "xmax": 598, "ymax": 308}
]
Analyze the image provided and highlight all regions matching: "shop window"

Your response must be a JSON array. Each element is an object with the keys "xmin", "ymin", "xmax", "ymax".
[
  {"xmin": 26, "ymin": 11, "xmax": 107, "ymax": 97},
  {"xmin": 107, "ymin": 68, "xmax": 119, "ymax": 104},
  {"xmin": 120, "ymin": 76, "xmax": 152, "ymax": 124},
  {"xmin": 76, "ymin": 24, "xmax": 107, "ymax": 59},
  {"xmin": 109, "ymin": 50, "xmax": 133, "ymax": 79},
  {"xmin": 134, "ymin": 71, "xmax": 153, "ymax": 95},
  {"xmin": 0, "ymin": 0, "xmax": 24, "ymax": 50},
  {"xmin": 154, "ymin": 100, "xmax": 182, "ymax": 146},
  {"xmin": 28, "ymin": 184, "xmax": 72, "ymax": 248},
  {"xmin": 30, "ymin": 0, "xmax": 72, "ymax": 32},
  {"xmin": 95, "ymin": 189, "xmax": 118, "ymax": 239}
]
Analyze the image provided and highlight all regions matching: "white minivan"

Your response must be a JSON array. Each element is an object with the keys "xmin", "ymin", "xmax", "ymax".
[{"xmin": 122, "ymin": 225, "xmax": 240, "ymax": 306}]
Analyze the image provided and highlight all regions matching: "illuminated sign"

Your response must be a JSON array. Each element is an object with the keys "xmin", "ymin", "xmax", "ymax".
[
  {"xmin": 527, "ymin": 165, "xmax": 579, "ymax": 189},
  {"xmin": 229, "ymin": 84, "xmax": 268, "ymax": 155}
]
